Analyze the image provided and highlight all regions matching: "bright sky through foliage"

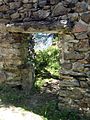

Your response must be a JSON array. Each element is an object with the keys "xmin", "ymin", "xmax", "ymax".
[{"xmin": 33, "ymin": 33, "xmax": 53, "ymax": 51}]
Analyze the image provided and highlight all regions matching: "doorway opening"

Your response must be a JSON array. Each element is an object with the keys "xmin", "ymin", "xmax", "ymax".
[{"xmin": 31, "ymin": 33, "xmax": 60, "ymax": 90}]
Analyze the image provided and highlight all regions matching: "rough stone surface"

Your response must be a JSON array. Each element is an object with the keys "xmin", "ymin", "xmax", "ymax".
[
  {"xmin": 0, "ymin": 0, "xmax": 90, "ymax": 116},
  {"xmin": 0, "ymin": 32, "xmax": 34, "ymax": 91}
]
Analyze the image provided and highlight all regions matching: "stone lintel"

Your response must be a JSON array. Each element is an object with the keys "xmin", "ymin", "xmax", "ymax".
[{"xmin": 0, "ymin": 21, "xmax": 66, "ymax": 34}]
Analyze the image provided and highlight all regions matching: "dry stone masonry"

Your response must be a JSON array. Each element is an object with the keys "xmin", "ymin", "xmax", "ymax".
[
  {"xmin": 0, "ymin": 32, "xmax": 35, "ymax": 91},
  {"xmin": 0, "ymin": 0, "xmax": 90, "ymax": 116}
]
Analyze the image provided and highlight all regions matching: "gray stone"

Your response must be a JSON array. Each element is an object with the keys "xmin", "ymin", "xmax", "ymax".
[
  {"xmin": 33, "ymin": 10, "xmax": 50, "ymax": 19},
  {"xmin": 64, "ymin": 52, "xmax": 85, "ymax": 60},
  {"xmin": 64, "ymin": 34, "xmax": 74, "ymax": 41},
  {"xmin": 10, "ymin": 12, "xmax": 20, "ymax": 19},
  {"xmin": 38, "ymin": 0, "xmax": 47, "ymax": 7},
  {"xmin": 60, "ymin": 69, "xmax": 86, "ymax": 77},
  {"xmin": 73, "ymin": 62, "xmax": 84, "ymax": 72},
  {"xmin": 22, "ymin": 0, "xmax": 29, "ymax": 3},
  {"xmin": 0, "ymin": 13, "xmax": 3, "ymax": 18},
  {"xmin": 52, "ymin": 3, "xmax": 68, "ymax": 16},
  {"xmin": 65, "ymin": 0, "xmax": 78, "ymax": 4},
  {"xmin": 84, "ymin": 64, "xmax": 90, "ymax": 68},
  {"xmin": 86, "ymin": 71, "xmax": 90, "ymax": 78},
  {"xmin": 61, "ymin": 62, "xmax": 72, "ymax": 70},
  {"xmin": 69, "ymin": 88, "xmax": 83, "ymax": 99},
  {"xmin": 81, "ymin": 12, "xmax": 90, "ymax": 24},
  {"xmin": 75, "ymin": 1, "xmax": 88, "ymax": 12},
  {"xmin": 74, "ymin": 32, "xmax": 88, "ymax": 39},
  {"xmin": 50, "ymin": 0, "xmax": 60, "ymax": 5},
  {"xmin": 80, "ymin": 81, "xmax": 88, "ymax": 88},
  {"xmin": 0, "ymin": 71, "xmax": 6, "ymax": 83},
  {"xmin": 9, "ymin": 2, "xmax": 21, "ymax": 10},
  {"xmin": 60, "ymin": 79, "xmax": 79, "ymax": 87}
]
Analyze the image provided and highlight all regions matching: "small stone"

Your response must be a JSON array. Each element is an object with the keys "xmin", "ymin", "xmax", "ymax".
[
  {"xmin": 59, "ymin": 79, "xmax": 79, "ymax": 87},
  {"xmin": 86, "ymin": 71, "xmax": 90, "ymax": 78},
  {"xmin": 60, "ymin": 69, "xmax": 86, "ymax": 77},
  {"xmin": 73, "ymin": 22, "xmax": 88, "ymax": 33},
  {"xmin": 0, "ymin": 12, "xmax": 3, "ymax": 19},
  {"xmin": 64, "ymin": 51, "xmax": 85, "ymax": 60},
  {"xmin": 61, "ymin": 62, "xmax": 72, "ymax": 70},
  {"xmin": 75, "ymin": 1, "xmax": 88, "ymax": 12},
  {"xmin": 80, "ymin": 81, "xmax": 88, "ymax": 88},
  {"xmin": 63, "ymin": 34, "xmax": 75, "ymax": 42},
  {"xmin": 9, "ymin": 2, "xmax": 21, "ymax": 10},
  {"xmin": 81, "ymin": 12, "xmax": 90, "ymax": 24},
  {"xmin": 10, "ymin": 12, "xmax": 20, "ymax": 19},
  {"xmin": 52, "ymin": 3, "xmax": 68, "ymax": 16},
  {"xmin": 0, "ymin": 71, "xmax": 6, "ymax": 83},
  {"xmin": 33, "ymin": 10, "xmax": 50, "ymax": 19},
  {"xmin": 0, "ymin": 5, "xmax": 9, "ymax": 12},
  {"xmin": 22, "ymin": 0, "xmax": 29, "ymax": 3},
  {"xmin": 73, "ymin": 62, "xmax": 84, "ymax": 72},
  {"xmin": 88, "ymin": 0, "xmax": 90, "ymax": 5},
  {"xmin": 74, "ymin": 39, "xmax": 89, "ymax": 52},
  {"xmin": 70, "ymin": 88, "xmax": 83, "ymax": 99},
  {"xmin": 43, "ymin": 5, "xmax": 50, "ymax": 10},
  {"xmin": 50, "ymin": 0, "xmax": 60, "ymax": 5},
  {"xmin": 38, "ymin": 0, "xmax": 47, "ymax": 7},
  {"xmin": 74, "ymin": 32, "xmax": 88, "ymax": 39}
]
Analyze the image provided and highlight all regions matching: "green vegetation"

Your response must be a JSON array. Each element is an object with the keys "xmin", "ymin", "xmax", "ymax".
[{"xmin": 34, "ymin": 44, "xmax": 60, "ymax": 89}]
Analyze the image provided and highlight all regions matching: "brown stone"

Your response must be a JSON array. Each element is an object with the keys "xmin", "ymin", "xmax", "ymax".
[
  {"xmin": 0, "ymin": 5, "xmax": 9, "ymax": 12},
  {"xmin": 73, "ymin": 22, "xmax": 88, "ymax": 33}
]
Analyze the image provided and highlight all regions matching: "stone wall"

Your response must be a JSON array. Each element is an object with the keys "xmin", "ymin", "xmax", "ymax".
[
  {"xmin": 0, "ymin": 0, "xmax": 90, "ymax": 32},
  {"xmin": 0, "ymin": 32, "xmax": 34, "ymax": 91},
  {"xmin": 58, "ymin": 32, "xmax": 90, "ymax": 116},
  {"xmin": 0, "ymin": 0, "xmax": 90, "ymax": 116}
]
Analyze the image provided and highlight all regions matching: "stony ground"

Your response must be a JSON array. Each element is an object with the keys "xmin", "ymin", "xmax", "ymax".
[
  {"xmin": 0, "ymin": 79, "xmax": 60, "ymax": 120},
  {"xmin": 0, "ymin": 106, "xmax": 43, "ymax": 120},
  {"xmin": 0, "ymin": 79, "xmax": 89, "ymax": 120}
]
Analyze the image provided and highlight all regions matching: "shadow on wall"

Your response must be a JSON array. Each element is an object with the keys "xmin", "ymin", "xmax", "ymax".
[{"xmin": 0, "ymin": 83, "xmax": 89, "ymax": 120}]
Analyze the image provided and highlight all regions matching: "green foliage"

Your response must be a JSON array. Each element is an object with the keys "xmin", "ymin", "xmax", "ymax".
[{"xmin": 34, "ymin": 45, "xmax": 60, "ymax": 77}]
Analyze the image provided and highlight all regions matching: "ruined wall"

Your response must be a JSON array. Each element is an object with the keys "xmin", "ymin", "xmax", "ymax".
[
  {"xmin": 0, "ymin": 32, "xmax": 34, "ymax": 91},
  {"xmin": 0, "ymin": 0, "xmax": 90, "ymax": 31},
  {"xmin": 0, "ymin": 0, "xmax": 90, "ymax": 115},
  {"xmin": 59, "ymin": 32, "xmax": 90, "ymax": 116}
]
